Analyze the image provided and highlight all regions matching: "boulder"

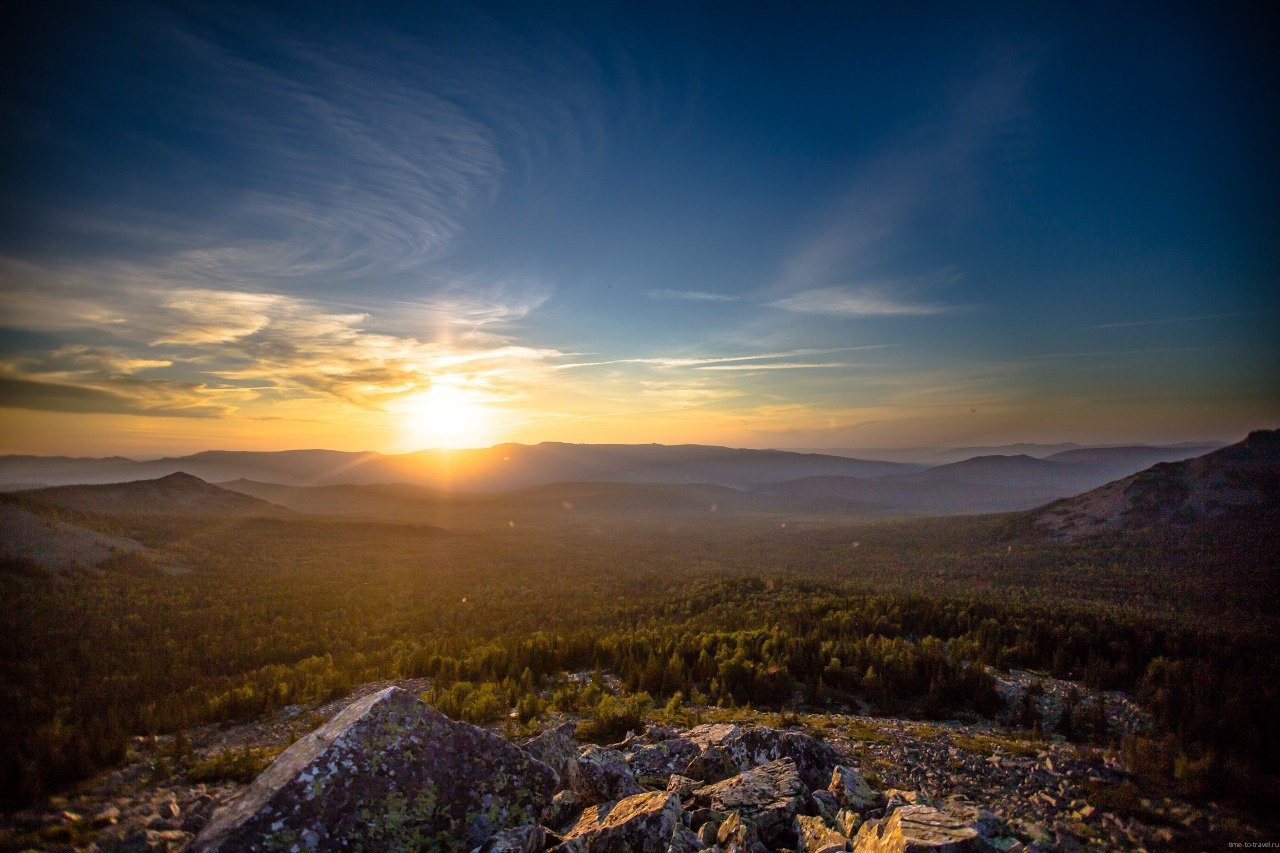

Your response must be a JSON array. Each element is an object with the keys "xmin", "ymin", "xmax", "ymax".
[
  {"xmin": 795, "ymin": 814, "xmax": 852, "ymax": 853},
  {"xmin": 881, "ymin": 789, "xmax": 937, "ymax": 812},
  {"xmin": 692, "ymin": 758, "xmax": 805, "ymax": 846},
  {"xmin": 628, "ymin": 737, "xmax": 702, "ymax": 787},
  {"xmin": 811, "ymin": 790, "xmax": 838, "ymax": 822},
  {"xmin": 524, "ymin": 721, "xmax": 581, "ymax": 787},
  {"xmin": 717, "ymin": 810, "xmax": 758, "ymax": 846},
  {"xmin": 544, "ymin": 789, "xmax": 585, "ymax": 831},
  {"xmin": 666, "ymin": 774, "xmax": 702, "ymax": 798},
  {"xmin": 192, "ymin": 687, "xmax": 556, "ymax": 852},
  {"xmin": 829, "ymin": 766, "xmax": 885, "ymax": 814},
  {"xmin": 684, "ymin": 724, "xmax": 839, "ymax": 789},
  {"xmin": 569, "ymin": 745, "xmax": 644, "ymax": 805},
  {"xmin": 473, "ymin": 824, "xmax": 546, "ymax": 853},
  {"xmin": 555, "ymin": 790, "xmax": 684, "ymax": 852},
  {"xmin": 852, "ymin": 803, "xmax": 998, "ymax": 852}
]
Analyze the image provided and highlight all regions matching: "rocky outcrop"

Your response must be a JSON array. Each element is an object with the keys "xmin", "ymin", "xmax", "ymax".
[
  {"xmin": 830, "ymin": 765, "xmax": 885, "ymax": 814},
  {"xmin": 851, "ymin": 802, "xmax": 1000, "ymax": 852},
  {"xmin": 684, "ymin": 723, "xmax": 841, "ymax": 789},
  {"xmin": 566, "ymin": 745, "xmax": 644, "ymax": 805},
  {"xmin": 191, "ymin": 687, "xmax": 556, "ymax": 851},
  {"xmin": 554, "ymin": 790, "xmax": 684, "ymax": 852},
  {"xmin": 692, "ymin": 758, "xmax": 806, "ymax": 846},
  {"xmin": 524, "ymin": 722, "xmax": 581, "ymax": 787},
  {"xmin": 627, "ymin": 736, "xmax": 702, "ymax": 787}
]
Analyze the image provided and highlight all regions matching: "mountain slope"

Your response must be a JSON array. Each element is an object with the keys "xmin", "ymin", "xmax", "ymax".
[
  {"xmin": 0, "ymin": 444, "xmax": 919, "ymax": 491},
  {"xmin": 9, "ymin": 472, "xmax": 291, "ymax": 518},
  {"xmin": 0, "ymin": 504, "xmax": 145, "ymax": 572},
  {"xmin": 1034, "ymin": 429, "xmax": 1280, "ymax": 539}
]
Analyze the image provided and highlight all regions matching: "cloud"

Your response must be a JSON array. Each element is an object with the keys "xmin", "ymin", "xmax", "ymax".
[
  {"xmin": 772, "ymin": 55, "xmax": 1034, "ymax": 306},
  {"xmin": 1086, "ymin": 312, "xmax": 1247, "ymax": 330},
  {"xmin": 0, "ymin": 257, "xmax": 567, "ymax": 419},
  {"xmin": 557, "ymin": 346, "xmax": 886, "ymax": 370},
  {"xmin": 694, "ymin": 362, "xmax": 852, "ymax": 370},
  {"xmin": 645, "ymin": 289, "xmax": 738, "ymax": 302},
  {"xmin": 770, "ymin": 287, "xmax": 953, "ymax": 317}
]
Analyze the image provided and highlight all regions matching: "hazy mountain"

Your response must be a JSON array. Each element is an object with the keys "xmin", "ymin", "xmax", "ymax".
[
  {"xmin": 1034, "ymin": 430, "xmax": 1280, "ymax": 539},
  {"xmin": 0, "ymin": 443, "xmax": 918, "ymax": 491},
  {"xmin": 1043, "ymin": 443, "xmax": 1222, "ymax": 469},
  {"xmin": 754, "ymin": 443, "xmax": 1235, "ymax": 515},
  {"xmin": 8, "ymin": 472, "xmax": 291, "ymax": 518},
  {"xmin": 780, "ymin": 441, "xmax": 1221, "ymax": 466}
]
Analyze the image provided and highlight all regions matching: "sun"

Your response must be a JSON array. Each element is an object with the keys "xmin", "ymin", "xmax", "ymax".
[{"xmin": 398, "ymin": 382, "xmax": 491, "ymax": 449}]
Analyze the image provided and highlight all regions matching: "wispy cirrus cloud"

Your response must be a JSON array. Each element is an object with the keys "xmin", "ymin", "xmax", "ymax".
[
  {"xmin": 557, "ymin": 346, "xmax": 887, "ymax": 371},
  {"xmin": 1086, "ymin": 312, "xmax": 1248, "ymax": 330},
  {"xmin": 770, "ymin": 286, "xmax": 954, "ymax": 317},
  {"xmin": 645, "ymin": 289, "xmax": 738, "ymax": 302},
  {"xmin": 772, "ymin": 55, "xmax": 1035, "ymax": 315}
]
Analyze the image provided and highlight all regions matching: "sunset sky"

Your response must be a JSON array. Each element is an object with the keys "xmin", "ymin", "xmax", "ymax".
[{"xmin": 1, "ymin": 1, "xmax": 1276, "ymax": 456}]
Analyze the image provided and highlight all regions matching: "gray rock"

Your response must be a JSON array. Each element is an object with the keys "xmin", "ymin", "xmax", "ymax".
[
  {"xmin": 544, "ymin": 789, "xmax": 585, "ymax": 831},
  {"xmin": 525, "ymin": 721, "xmax": 581, "ymax": 788},
  {"xmin": 717, "ymin": 810, "xmax": 758, "ymax": 846},
  {"xmin": 556, "ymin": 790, "xmax": 684, "ymax": 852},
  {"xmin": 474, "ymin": 824, "xmax": 547, "ymax": 853},
  {"xmin": 569, "ymin": 745, "xmax": 645, "ymax": 805},
  {"xmin": 692, "ymin": 758, "xmax": 806, "ymax": 846},
  {"xmin": 629, "ymin": 737, "xmax": 702, "ymax": 787},
  {"xmin": 795, "ymin": 813, "xmax": 852, "ymax": 852},
  {"xmin": 192, "ymin": 687, "xmax": 556, "ymax": 852},
  {"xmin": 684, "ymin": 724, "xmax": 839, "ymax": 789},
  {"xmin": 852, "ymin": 803, "xmax": 998, "ymax": 852},
  {"xmin": 667, "ymin": 774, "xmax": 702, "ymax": 798},
  {"xmin": 812, "ymin": 789, "xmax": 840, "ymax": 823},
  {"xmin": 667, "ymin": 823, "xmax": 706, "ymax": 852},
  {"xmin": 830, "ymin": 766, "xmax": 885, "ymax": 814}
]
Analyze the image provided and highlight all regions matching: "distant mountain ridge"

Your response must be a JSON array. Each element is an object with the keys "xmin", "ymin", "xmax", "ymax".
[
  {"xmin": 1034, "ymin": 429, "xmax": 1280, "ymax": 539},
  {"xmin": 7, "ymin": 472, "xmax": 290, "ymax": 518},
  {"xmin": 0, "ymin": 443, "xmax": 918, "ymax": 492},
  {"xmin": 753, "ymin": 443, "xmax": 1229, "ymax": 515}
]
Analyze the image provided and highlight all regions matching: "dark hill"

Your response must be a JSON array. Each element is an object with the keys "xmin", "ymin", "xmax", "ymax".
[
  {"xmin": 11, "ymin": 472, "xmax": 291, "ymax": 518},
  {"xmin": 1034, "ymin": 429, "xmax": 1280, "ymax": 539}
]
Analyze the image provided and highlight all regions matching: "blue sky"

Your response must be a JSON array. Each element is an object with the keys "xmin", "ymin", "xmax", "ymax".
[{"xmin": 0, "ymin": 0, "xmax": 1275, "ymax": 454}]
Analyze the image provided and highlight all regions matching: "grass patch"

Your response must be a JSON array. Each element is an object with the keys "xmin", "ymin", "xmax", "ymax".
[
  {"xmin": 949, "ymin": 731, "xmax": 1040, "ymax": 757},
  {"xmin": 187, "ymin": 745, "xmax": 286, "ymax": 784},
  {"xmin": 846, "ymin": 719, "xmax": 891, "ymax": 742}
]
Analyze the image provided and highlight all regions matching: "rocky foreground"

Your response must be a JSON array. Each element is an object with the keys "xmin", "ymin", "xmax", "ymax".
[{"xmin": 5, "ymin": 679, "xmax": 1267, "ymax": 852}]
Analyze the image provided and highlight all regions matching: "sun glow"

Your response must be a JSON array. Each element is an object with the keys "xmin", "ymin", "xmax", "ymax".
[{"xmin": 398, "ymin": 381, "xmax": 492, "ymax": 449}]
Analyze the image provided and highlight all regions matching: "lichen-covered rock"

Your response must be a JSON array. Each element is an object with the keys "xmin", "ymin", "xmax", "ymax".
[
  {"xmin": 474, "ymin": 823, "xmax": 546, "ymax": 853},
  {"xmin": 692, "ymin": 758, "xmax": 805, "ymax": 846},
  {"xmin": 667, "ymin": 774, "xmax": 701, "ymax": 798},
  {"xmin": 795, "ymin": 814, "xmax": 852, "ymax": 852},
  {"xmin": 717, "ymin": 810, "xmax": 758, "ymax": 846},
  {"xmin": 525, "ymin": 721, "xmax": 580, "ymax": 788},
  {"xmin": 811, "ymin": 789, "xmax": 840, "ymax": 823},
  {"xmin": 684, "ymin": 724, "xmax": 839, "ymax": 789},
  {"xmin": 544, "ymin": 789, "xmax": 585, "ymax": 831},
  {"xmin": 666, "ymin": 824, "xmax": 706, "ymax": 852},
  {"xmin": 628, "ymin": 737, "xmax": 702, "ymax": 788},
  {"xmin": 836, "ymin": 808, "xmax": 865, "ymax": 838},
  {"xmin": 829, "ymin": 766, "xmax": 885, "ymax": 814},
  {"xmin": 852, "ymin": 803, "xmax": 998, "ymax": 852},
  {"xmin": 569, "ymin": 745, "xmax": 645, "ymax": 805},
  {"xmin": 192, "ymin": 687, "xmax": 556, "ymax": 852},
  {"xmin": 555, "ymin": 790, "xmax": 684, "ymax": 852},
  {"xmin": 881, "ymin": 789, "xmax": 938, "ymax": 813}
]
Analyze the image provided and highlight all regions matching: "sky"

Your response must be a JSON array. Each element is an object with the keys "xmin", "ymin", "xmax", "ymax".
[{"xmin": 1, "ymin": 0, "xmax": 1276, "ymax": 456}]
